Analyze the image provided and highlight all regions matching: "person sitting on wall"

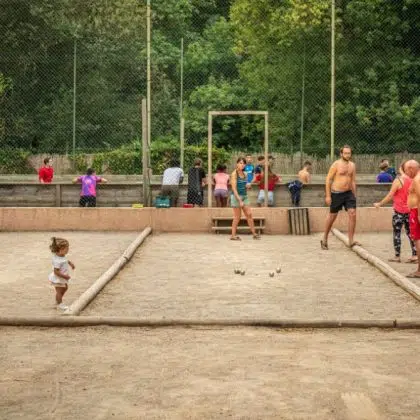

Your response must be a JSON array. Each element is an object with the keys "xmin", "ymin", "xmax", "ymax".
[
  {"xmin": 377, "ymin": 161, "xmax": 394, "ymax": 183},
  {"xmin": 161, "ymin": 159, "xmax": 184, "ymax": 207},
  {"xmin": 287, "ymin": 161, "xmax": 312, "ymax": 207},
  {"xmin": 73, "ymin": 168, "xmax": 107, "ymax": 207}
]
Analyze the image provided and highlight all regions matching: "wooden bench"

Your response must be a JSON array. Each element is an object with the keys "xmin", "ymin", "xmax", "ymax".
[{"xmin": 212, "ymin": 216, "xmax": 265, "ymax": 234}]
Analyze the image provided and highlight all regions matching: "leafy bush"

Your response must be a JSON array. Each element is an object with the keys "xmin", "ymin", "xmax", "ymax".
[
  {"xmin": 67, "ymin": 138, "xmax": 232, "ymax": 175},
  {"xmin": 0, "ymin": 149, "xmax": 33, "ymax": 174}
]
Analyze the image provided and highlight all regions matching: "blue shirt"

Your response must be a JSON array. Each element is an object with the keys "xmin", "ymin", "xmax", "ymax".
[
  {"xmin": 244, "ymin": 164, "xmax": 254, "ymax": 183},
  {"xmin": 377, "ymin": 172, "xmax": 393, "ymax": 183},
  {"xmin": 386, "ymin": 167, "xmax": 397, "ymax": 180}
]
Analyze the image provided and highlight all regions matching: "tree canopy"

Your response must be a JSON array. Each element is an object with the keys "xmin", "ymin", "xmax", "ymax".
[{"xmin": 0, "ymin": 0, "xmax": 419, "ymax": 155}]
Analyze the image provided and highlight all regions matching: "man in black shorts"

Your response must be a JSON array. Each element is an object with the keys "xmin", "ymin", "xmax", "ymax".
[{"xmin": 321, "ymin": 145, "xmax": 359, "ymax": 249}]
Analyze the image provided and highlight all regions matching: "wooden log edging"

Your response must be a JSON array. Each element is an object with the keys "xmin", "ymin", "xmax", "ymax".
[
  {"xmin": 332, "ymin": 228, "xmax": 420, "ymax": 302},
  {"xmin": 65, "ymin": 227, "xmax": 152, "ymax": 316},
  {"xmin": 2, "ymin": 316, "xmax": 420, "ymax": 329}
]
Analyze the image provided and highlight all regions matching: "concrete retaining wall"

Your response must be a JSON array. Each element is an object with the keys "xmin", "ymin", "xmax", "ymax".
[{"xmin": 0, "ymin": 207, "xmax": 392, "ymax": 234}]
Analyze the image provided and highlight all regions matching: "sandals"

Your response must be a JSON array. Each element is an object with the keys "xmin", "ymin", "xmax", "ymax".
[
  {"xmin": 320, "ymin": 240, "xmax": 328, "ymax": 250},
  {"xmin": 230, "ymin": 235, "xmax": 261, "ymax": 241}
]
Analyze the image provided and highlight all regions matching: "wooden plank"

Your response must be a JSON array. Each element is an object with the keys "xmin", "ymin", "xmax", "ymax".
[
  {"xmin": 209, "ymin": 110, "xmax": 268, "ymax": 116},
  {"xmin": 333, "ymin": 228, "xmax": 420, "ymax": 302}
]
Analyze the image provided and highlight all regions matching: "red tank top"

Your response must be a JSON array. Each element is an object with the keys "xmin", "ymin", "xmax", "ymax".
[{"xmin": 393, "ymin": 176, "xmax": 411, "ymax": 214}]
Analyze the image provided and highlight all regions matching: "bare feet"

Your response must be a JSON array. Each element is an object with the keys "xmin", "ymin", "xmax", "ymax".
[
  {"xmin": 406, "ymin": 272, "xmax": 420, "ymax": 279},
  {"xmin": 388, "ymin": 257, "xmax": 401, "ymax": 263},
  {"xmin": 405, "ymin": 257, "xmax": 418, "ymax": 264},
  {"xmin": 349, "ymin": 241, "xmax": 362, "ymax": 248},
  {"xmin": 320, "ymin": 240, "xmax": 328, "ymax": 250}
]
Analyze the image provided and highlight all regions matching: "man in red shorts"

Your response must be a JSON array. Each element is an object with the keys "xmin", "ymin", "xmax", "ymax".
[{"xmin": 406, "ymin": 160, "xmax": 420, "ymax": 278}]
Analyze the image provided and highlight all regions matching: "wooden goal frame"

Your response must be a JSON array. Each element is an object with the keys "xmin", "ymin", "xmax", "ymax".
[{"xmin": 207, "ymin": 110, "xmax": 269, "ymax": 207}]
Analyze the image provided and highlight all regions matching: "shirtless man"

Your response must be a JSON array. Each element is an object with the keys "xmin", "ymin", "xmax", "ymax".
[
  {"xmin": 287, "ymin": 161, "xmax": 311, "ymax": 207},
  {"xmin": 298, "ymin": 161, "xmax": 312, "ymax": 184},
  {"xmin": 321, "ymin": 145, "xmax": 358, "ymax": 249},
  {"xmin": 406, "ymin": 160, "xmax": 420, "ymax": 278}
]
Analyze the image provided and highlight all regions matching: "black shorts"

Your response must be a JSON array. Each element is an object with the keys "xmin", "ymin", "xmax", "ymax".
[
  {"xmin": 330, "ymin": 190, "xmax": 356, "ymax": 214},
  {"xmin": 79, "ymin": 196, "xmax": 96, "ymax": 207}
]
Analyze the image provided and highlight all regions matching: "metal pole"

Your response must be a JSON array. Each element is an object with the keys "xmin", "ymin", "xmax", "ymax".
[
  {"xmin": 180, "ymin": 118, "xmax": 185, "ymax": 170},
  {"xmin": 300, "ymin": 42, "xmax": 306, "ymax": 168},
  {"xmin": 72, "ymin": 38, "xmax": 77, "ymax": 164},
  {"xmin": 180, "ymin": 37, "xmax": 184, "ymax": 169},
  {"xmin": 142, "ymin": 99, "xmax": 149, "ymax": 206},
  {"xmin": 330, "ymin": 0, "xmax": 336, "ymax": 160},
  {"xmin": 147, "ymin": 0, "xmax": 152, "ymax": 150},
  {"xmin": 207, "ymin": 114, "xmax": 213, "ymax": 208},
  {"xmin": 264, "ymin": 113, "xmax": 269, "ymax": 207}
]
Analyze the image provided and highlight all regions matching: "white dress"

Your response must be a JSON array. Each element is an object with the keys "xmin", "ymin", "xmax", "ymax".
[{"xmin": 48, "ymin": 254, "xmax": 69, "ymax": 286}]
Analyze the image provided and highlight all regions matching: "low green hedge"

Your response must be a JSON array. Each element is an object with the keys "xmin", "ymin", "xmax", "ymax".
[
  {"xmin": 71, "ymin": 140, "xmax": 231, "ymax": 174},
  {"xmin": 0, "ymin": 149, "xmax": 34, "ymax": 174},
  {"xmin": 0, "ymin": 141, "xmax": 233, "ymax": 175}
]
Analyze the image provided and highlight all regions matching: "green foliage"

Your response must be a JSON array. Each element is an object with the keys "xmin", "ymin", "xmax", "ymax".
[
  {"xmin": 0, "ymin": 0, "xmax": 419, "ymax": 161},
  {"xmin": 0, "ymin": 150, "xmax": 33, "ymax": 174},
  {"xmin": 69, "ymin": 138, "xmax": 231, "ymax": 175},
  {"xmin": 150, "ymin": 138, "xmax": 231, "ymax": 173}
]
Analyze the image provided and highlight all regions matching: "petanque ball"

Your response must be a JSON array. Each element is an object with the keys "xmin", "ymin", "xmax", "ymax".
[
  {"xmin": 240, "ymin": 270, "xmax": 246, "ymax": 276},
  {"xmin": 276, "ymin": 267, "xmax": 282, "ymax": 273},
  {"xmin": 269, "ymin": 272, "xmax": 275, "ymax": 277}
]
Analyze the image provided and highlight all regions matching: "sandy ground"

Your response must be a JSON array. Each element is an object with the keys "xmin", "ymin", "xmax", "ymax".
[
  {"xmin": 84, "ymin": 233, "xmax": 420, "ymax": 319},
  {"xmin": 356, "ymin": 232, "xmax": 420, "ymax": 284},
  {"xmin": 0, "ymin": 232, "xmax": 138, "ymax": 316},
  {"xmin": 1, "ymin": 327, "xmax": 420, "ymax": 419}
]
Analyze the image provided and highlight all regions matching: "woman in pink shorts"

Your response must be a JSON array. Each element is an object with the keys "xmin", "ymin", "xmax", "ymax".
[{"xmin": 213, "ymin": 164, "xmax": 230, "ymax": 207}]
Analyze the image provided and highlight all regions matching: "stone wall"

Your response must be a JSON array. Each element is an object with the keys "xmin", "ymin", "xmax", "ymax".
[{"xmin": 0, "ymin": 182, "xmax": 394, "ymax": 208}]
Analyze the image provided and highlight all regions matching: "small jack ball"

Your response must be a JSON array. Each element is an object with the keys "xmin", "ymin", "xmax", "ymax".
[
  {"xmin": 240, "ymin": 270, "xmax": 246, "ymax": 275},
  {"xmin": 276, "ymin": 267, "xmax": 281, "ymax": 273},
  {"xmin": 269, "ymin": 272, "xmax": 275, "ymax": 277}
]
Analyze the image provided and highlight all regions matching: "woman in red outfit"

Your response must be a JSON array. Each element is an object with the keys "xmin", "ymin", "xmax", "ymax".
[{"xmin": 39, "ymin": 157, "xmax": 54, "ymax": 183}]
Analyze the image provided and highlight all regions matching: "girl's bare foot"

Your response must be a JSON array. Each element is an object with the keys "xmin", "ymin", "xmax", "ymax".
[{"xmin": 388, "ymin": 257, "xmax": 401, "ymax": 263}]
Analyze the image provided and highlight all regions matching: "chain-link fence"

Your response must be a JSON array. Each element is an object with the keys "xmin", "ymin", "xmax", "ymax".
[{"xmin": 1, "ymin": 0, "xmax": 419, "ymax": 183}]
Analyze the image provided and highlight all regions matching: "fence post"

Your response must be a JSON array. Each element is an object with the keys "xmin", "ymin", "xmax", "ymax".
[{"xmin": 142, "ymin": 98, "xmax": 150, "ymax": 206}]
